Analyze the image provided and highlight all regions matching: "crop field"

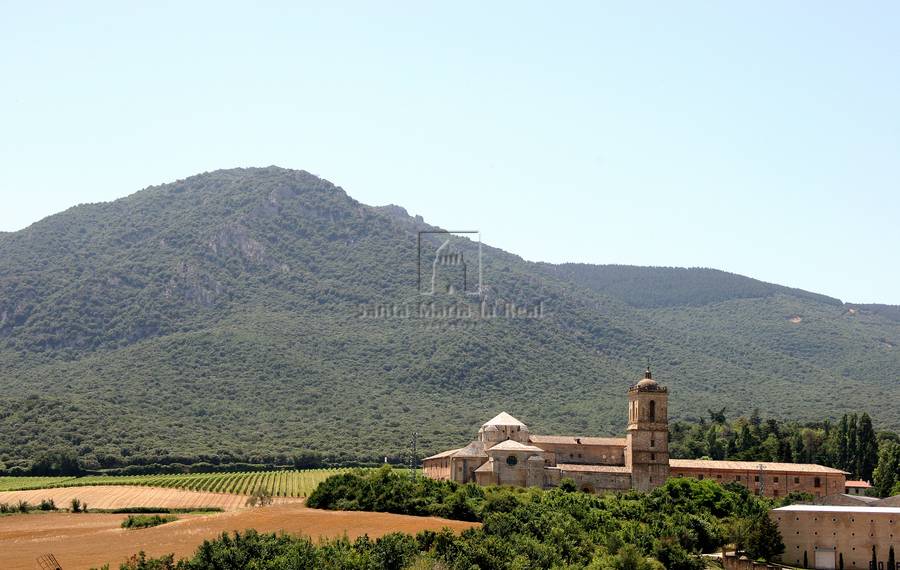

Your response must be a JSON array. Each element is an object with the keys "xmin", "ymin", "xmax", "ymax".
[
  {"xmin": 0, "ymin": 503, "xmax": 478, "ymax": 570},
  {"xmin": 0, "ymin": 468, "xmax": 362, "ymax": 497}
]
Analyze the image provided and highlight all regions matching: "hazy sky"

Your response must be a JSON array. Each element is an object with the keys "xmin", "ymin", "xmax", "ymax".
[{"xmin": 2, "ymin": 2, "xmax": 898, "ymax": 303}]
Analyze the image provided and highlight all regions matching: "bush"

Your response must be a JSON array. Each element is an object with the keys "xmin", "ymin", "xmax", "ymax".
[
  {"xmin": 121, "ymin": 515, "xmax": 178, "ymax": 529},
  {"xmin": 244, "ymin": 487, "xmax": 273, "ymax": 507},
  {"xmin": 38, "ymin": 498, "xmax": 56, "ymax": 511}
]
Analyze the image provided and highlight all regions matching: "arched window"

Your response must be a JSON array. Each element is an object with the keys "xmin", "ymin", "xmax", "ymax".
[{"xmin": 649, "ymin": 400, "xmax": 656, "ymax": 422}]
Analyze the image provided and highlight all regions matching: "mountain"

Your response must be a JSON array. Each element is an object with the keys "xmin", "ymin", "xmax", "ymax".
[{"xmin": 0, "ymin": 167, "xmax": 897, "ymax": 471}]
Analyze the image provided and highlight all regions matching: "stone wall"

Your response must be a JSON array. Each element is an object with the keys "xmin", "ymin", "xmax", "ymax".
[
  {"xmin": 669, "ymin": 468, "xmax": 846, "ymax": 499},
  {"xmin": 535, "ymin": 442, "xmax": 626, "ymax": 467},
  {"xmin": 772, "ymin": 508, "xmax": 899, "ymax": 569}
]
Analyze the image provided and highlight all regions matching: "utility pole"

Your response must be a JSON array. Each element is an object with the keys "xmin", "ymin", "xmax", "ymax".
[{"xmin": 410, "ymin": 432, "xmax": 419, "ymax": 481}]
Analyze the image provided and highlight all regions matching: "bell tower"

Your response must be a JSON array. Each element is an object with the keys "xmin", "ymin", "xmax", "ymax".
[{"xmin": 625, "ymin": 366, "xmax": 670, "ymax": 491}]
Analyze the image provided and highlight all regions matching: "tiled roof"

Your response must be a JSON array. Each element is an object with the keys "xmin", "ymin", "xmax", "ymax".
[
  {"xmin": 455, "ymin": 441, "xmax": 488, "ymax": 458},
  {"xmin": 812, "ymin": 493, "xmax": 880, "ymax": 506},
  {"xmin": 669, "ymin": 459, "xmax": 848, "ymax": 474},
  {"xmin": 423, "ymin": 447, "xmax": 462, "ymax": 461},
  {"xmin": 774, "ymin": 505, "xmax": 900, "ymax": 514},
  {"xmin": 475, "ymin": 460, "xmax": 494, "ymax": 473},
  {"xmin": 482, "ymin": 412, "xmax": 527, "ymax": 427},
  {"xmin": 530, "ymin": 435, "xmax": 627, "ymax": 447},
  {"xmin": 844, "ymin": 480, "xmax": 872, "ymax": 488},
  {"xmin": 487, "ymin": 439, "xmax": 544, "ymax": 452},
  {"xmin": 875, "ymin": 495, "xmax": 900, "ymax": 507},
  {"xmin": 553, "ymin": 463, "xmax": 630, "ymax": 474}
]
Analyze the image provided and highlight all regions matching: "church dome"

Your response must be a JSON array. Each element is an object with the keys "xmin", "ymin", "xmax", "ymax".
[{"xmin": 635, "ymin": 366, "xmax": 658, "ymax": 389}]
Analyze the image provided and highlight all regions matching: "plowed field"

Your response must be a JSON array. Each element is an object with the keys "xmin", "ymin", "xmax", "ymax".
[{"xmin": 0, "ymin": 502, "xmax": 478, "ymax": 570}]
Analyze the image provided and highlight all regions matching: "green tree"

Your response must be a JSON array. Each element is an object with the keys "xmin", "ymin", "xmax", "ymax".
[
  {"xmin": 838, "ymin": 415, "xmax": 850, "ymax": 473},
  {"xmin": 745, "ymin": 513, "xmax": 784, "ymax": 561},
  {"xmin": 856, "ymin": 414, "xmax": 878, "ymax": 481},
  {"xmin": 589, "ymin": 545, "xmax": 665, "ymax": 570},
  {"xmin": 707, "ymin": 428, "xmax": 725, "ymax": 460},
  {"xmin": 872, "ymin": 441, "xmax": 900, "ymax": 497},
  {"xmin": 848, "ymin": 415, "xmax": 859, "ymax": 477}
]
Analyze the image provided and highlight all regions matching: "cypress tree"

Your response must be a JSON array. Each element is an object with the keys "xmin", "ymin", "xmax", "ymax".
[
  {"xmin": 838, "ymin": 415, "xmax": 849, "ymax": 472},
  {"xmin": 839, "ymin": 552, "xmax": 844, "ymax": 570},
  {"xmin": 747, "ymin": 512, "xmax": 785, "ymax": 561},
  {"xmin": 857, "ymin": 414, "xmax": 878, "ymax": 482},
  {"xmin": 871, "ymin": 545, "xmax": 878, "ymax": 570},
  {"xmin": 848, "ymin": 414, "xmax": 859, "ymax": 477},
  {"xmin": 803, "ymin": 550, "xmax": 808, "ymax": 568},
  {"xmin": 887, "ymin": 546, "xmax": 894, "ymax": 570}
]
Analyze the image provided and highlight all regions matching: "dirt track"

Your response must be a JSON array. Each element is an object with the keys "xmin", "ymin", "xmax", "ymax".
[
  {"xmin": 0, "ymin": 502, "xmax": 478, "ymax": 570},
  {"xmin": 0, "ymin": 485, "xmax": 297, "ymax": 512}
]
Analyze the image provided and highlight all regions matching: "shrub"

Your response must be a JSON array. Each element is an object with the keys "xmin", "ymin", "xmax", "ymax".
[
  {"xmin": 121, "ymin": 515, "xmax": 178, "ymax": 529},
  {"xmin": 245, "ymin": 487, "xmax": 273, "ymax": 507},
  {"xmin": 38, "ymin": 498, "xmax": 56, "ymax": 511}
]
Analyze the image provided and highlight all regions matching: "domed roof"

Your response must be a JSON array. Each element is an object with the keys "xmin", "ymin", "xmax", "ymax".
[{"xmin": 635, "ymin": 366, "xmax": 659, "ymax": 388}]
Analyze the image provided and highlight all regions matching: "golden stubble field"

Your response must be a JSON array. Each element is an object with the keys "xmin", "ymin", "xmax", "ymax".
[{"xmin": 0, "ymin": 487, "xmax": 478, "ymax": 570}]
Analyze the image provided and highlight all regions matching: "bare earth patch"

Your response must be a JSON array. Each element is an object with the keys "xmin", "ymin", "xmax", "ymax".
[
  {"xmin": 0, "ymin": 485, "xmax": 298, "ymax": 512},
  {"xmin": 0, "ymin": 502, "xmax": 478, "ymax": 570}
]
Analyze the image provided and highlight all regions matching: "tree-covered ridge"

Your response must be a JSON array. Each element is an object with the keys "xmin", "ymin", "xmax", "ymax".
[
  {"xmin": 542, "ymin": 263, "xmax": 841, "ymax": 308},
  {"xmin": 0, "ymin": 167, "xmax": 897, "ymax": 471}
]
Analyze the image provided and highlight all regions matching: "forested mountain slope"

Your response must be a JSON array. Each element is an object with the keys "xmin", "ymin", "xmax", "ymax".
[{"xmin": 0, "ymin": 167, "xmax": 896, "ymax": 471}]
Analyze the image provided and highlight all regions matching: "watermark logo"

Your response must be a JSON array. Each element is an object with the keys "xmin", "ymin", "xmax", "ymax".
[
  {"xmin": 357, "ymin": 227, "xmax": 545, "ymax": 321},
  {"xmin": 417, "ymin": 230, "xmax": 482, "ymax": 297}
]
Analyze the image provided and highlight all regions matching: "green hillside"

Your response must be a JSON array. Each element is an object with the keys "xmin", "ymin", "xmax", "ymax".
[{"xmin": 0, "ymin": 167, "xmax": 897, "ymax": 472}]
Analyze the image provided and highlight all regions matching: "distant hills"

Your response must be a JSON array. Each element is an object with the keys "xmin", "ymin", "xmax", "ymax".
[{"xmin": 0, "ymin": 167, "xmax": 897, "ymax": 471}]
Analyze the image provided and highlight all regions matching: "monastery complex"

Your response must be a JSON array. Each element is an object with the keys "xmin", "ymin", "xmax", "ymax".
[{"xmin": 423, "ymin": 368, "xmax": 847, "ymax": 497}]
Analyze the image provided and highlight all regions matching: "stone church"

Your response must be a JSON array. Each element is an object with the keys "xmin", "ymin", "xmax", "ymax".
[{"xmin": 423, "ymin": 368, "xmax": 847, "ymax": 497}]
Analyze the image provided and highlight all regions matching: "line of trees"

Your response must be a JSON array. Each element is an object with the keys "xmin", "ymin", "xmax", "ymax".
[{"xmin": 670, "ymin": 410, "xmax": 899, "ymax": 496}]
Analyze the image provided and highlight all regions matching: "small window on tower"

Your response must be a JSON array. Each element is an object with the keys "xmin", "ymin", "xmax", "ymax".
[
  {"xmin": 650, "ymin": 439, "xmax": 655, "ymax": 448},
  {"xmin": 649, "ymin": 400, "xmax": 656, "ymax": 422},
  {"xmin": 650, "ymin": 453, "xmax": 656, "ymax": 461}
]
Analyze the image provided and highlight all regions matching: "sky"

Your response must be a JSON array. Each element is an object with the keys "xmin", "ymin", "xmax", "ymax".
[{"xmin": 1, "ymin": 2, "xmax": 898, "ymax": 303}]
